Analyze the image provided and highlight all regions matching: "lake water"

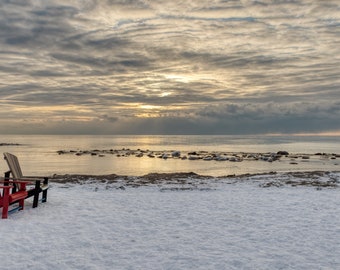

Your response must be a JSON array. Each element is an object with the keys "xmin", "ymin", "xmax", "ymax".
[{"xmin": 0, "ymin": 135, "xmax": 339, "ymax": 177}]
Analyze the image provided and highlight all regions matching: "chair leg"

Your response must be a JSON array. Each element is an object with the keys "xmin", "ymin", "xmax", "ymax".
[
  {"xmin": 42, "ymin": 190, "xmax": 47, "ymax": 203},
  {"xmin": 19, "ymin": 198, "xmax": 25, "ymax": 210},
  {"xmin": 2, "ymin": 205, "xmax": 8, "ymax": 219},
  {"xmin": 2, "ymin": 188, "xmax": 9, "ymax": 219},
  {"xmin": 33, "ymin": 180, "xmax": 40, "ymax": 208},
  {"xmin": 42, "ymin": 178, "xmax": 48, "ymax": 203}
]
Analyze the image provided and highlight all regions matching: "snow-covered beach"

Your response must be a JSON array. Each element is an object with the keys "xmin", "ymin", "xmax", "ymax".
[
  {"xmin": 2, "ymin": 171, "xmax": 340, "ymax": 270},
  {"xmin": 1, "ymin": 135, "xmax": 340, "ymax": 269}
]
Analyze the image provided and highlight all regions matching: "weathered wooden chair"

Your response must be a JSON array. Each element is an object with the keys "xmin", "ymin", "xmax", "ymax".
[
  {"xmin": 0, "ymin": 180, "xmax": 28, "ymax": 219},
  {"xmin": 3, "ymin": 152, "xmax": 49, "ymax": 208}
]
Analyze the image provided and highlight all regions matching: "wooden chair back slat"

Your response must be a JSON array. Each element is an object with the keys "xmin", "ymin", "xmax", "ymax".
[{"xmin": 4, "ymin": 152, "xmax": 24, "ymax": 179}]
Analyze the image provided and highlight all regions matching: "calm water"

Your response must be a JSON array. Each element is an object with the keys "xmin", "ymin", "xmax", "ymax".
[{"xmin": 0, "ymin": 135, "xmax": 339, "ymax": 177}]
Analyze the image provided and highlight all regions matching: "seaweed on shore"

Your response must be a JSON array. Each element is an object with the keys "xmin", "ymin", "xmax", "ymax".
[{"xmin": 259, "ymin": 171, "xmax": 339, "ymax": 188}]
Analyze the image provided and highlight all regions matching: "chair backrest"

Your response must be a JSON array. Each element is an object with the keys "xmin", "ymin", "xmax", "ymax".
[{"xmin": 3, "ymin": 152, "xmax": 24, "ymax": 179}]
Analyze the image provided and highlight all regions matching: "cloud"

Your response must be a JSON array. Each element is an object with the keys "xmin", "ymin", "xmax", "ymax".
[{"xmin": 0, "ymin": 0, "xmax": 339, "ymax": 134}]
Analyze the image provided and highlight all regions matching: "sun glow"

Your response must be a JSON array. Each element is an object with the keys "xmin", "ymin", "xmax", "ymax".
[
  {"xmin": 160, "ymin": 91, "xmax": 171, "ymax": 97},
  {"xmin": 133, "ymin": 104, "xmax": 161, "ymax": 118},
  {"xmin": 164, "ymin": 74, "xmax": 193, "ymax": 83},
  {"xmin": 139, "ymin": 105, "xmax": 162, "ymax": 110}
]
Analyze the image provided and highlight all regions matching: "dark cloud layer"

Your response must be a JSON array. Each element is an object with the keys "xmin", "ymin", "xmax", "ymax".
[{"xmin": 0, "ymin": 0, "xmax": 339, "ymax": 134}]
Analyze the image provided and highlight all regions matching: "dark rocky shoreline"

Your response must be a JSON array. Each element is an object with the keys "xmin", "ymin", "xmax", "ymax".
[{"xmin": 56, "ymin": 148, "xmax": 340, "ymax": 165}]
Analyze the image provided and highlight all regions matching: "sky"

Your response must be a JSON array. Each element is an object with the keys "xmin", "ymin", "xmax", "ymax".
[{"xmin": 0, "ymin": 0, "xmax": 339, "ymax": 135}]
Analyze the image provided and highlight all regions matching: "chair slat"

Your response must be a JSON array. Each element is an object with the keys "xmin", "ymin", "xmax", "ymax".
[{"xmin": 4, "ymin": 152, "xmax": 23, "ymax": 179}]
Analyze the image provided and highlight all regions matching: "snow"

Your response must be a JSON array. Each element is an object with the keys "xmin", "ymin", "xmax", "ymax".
[{"xmin": 1, "ymin": 173, "xmax": 340, "ymax": 270}]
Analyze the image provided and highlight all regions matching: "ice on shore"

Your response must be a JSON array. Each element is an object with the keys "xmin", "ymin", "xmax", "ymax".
[{"xmin": 1, "ymin": 172, "xmax": 340, "ymax": 270}]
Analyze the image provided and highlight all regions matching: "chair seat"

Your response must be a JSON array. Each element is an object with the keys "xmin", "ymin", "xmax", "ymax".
[
  {"xmin": 41, "ymin": 184, "xmax": 49, "ymax": 191},
  {"xmin": 0, "ymin": 184, "xmax": 28, "ymax": 219},
  {"xmin": 9, "ymin": 191, "xmax": 28, "ymax": 204}
]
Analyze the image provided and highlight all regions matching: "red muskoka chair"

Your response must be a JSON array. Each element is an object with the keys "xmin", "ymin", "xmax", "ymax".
[
  {"xmin": 0, "ymin": 181, "xmax": 28, "ymax": 219},
  {"xmin": 3, "ymin": 152, "xmax": 49, "ymax": 209}
]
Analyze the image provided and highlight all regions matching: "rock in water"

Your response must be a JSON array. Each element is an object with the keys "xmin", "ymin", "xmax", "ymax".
[{"xmin": 277, "ymin": 151, "xmax": 289, "ymax": 156}]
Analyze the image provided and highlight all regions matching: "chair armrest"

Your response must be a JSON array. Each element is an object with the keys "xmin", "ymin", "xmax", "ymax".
[
  {"xmin": 0, "ymin": 181, "xmax": 28, "ymax": 191},
  {"xmin": 0, "ymin": 180, "xmax": 31, "ymax": 184},
  {"xmin": 11, "ymin": 177, "xmax": 49, "ymax": 183},
  {"xmin": 0, "ymin": 185, "xmax": 12, "ymax": 189},
  {"xmin": 21, "ymin": 176, "xmax": 49, "ymax": 179},
  {"xmin": 11, "ymin": 178, "xmax": 49, "ymax": 187}
]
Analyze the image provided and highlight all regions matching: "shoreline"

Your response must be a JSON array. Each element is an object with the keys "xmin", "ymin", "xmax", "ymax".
[{"xmin": 50, "ymin": 170, "xmax": 340, "ymax": 189}]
